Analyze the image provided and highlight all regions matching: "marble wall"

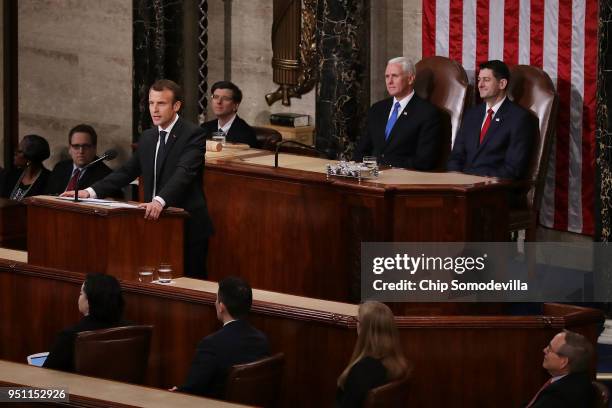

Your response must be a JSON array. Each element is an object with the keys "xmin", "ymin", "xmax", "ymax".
[{"xmin": 17, "ymin": 0, "xmax": 132, "ymax": 169}]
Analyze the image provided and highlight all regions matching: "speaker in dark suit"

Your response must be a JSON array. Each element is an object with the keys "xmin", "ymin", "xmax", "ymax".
[
  {"xmin": 354, "ymin": 57, "xmax": 441, "ymax": 170},
  {"xmin": 203, "ymin": 80, "xmax": 258, "ymax": 148},
  {"xmin": 447, "ymin": 60, "xmax": 536, "ymax": 179},
  {"xmin": 75, "ymin": 80, "xmax": 213, "ymax": 278},
  {"xmin": 175, "ymin": 277, "xmax": 270, "ymax": 398}
]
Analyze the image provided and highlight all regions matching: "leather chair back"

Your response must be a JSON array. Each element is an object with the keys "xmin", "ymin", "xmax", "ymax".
[
  {"xmin": 363, "ymin": 376, "xmax": 410, "ymax": 408},
  {"xmin": 253, "ymin": 126, "xmax": 282, "ymax": 150},
  {"xmin": 507, "ymin": 65, "xmax": 558, "ymax": 211},
  {"xmin": 592, "ymin": 381, "xmax": 610, "ymax": 408},
  {"xmin": 415, "ymin": 56, "xmax": 469, "ymax": 169},
  {"xmin": 75, "ymin": 325, "xmax": 153, "ymax": 384},
  {"xmin": 225, "ymin": 353, "xmax": 284, "ymax": 407}
]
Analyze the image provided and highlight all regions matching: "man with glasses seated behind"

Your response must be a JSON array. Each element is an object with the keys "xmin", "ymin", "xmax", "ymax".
[
  {"xmin": 201, "ymin": 81, "xmax": 258, "ymax": 148},
  {"xmin": 46, "ymin": 124, "xmax": 121, "ymax": 197}
]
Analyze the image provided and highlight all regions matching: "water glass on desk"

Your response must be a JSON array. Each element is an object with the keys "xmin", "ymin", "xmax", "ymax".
[
  {"xmin": 138, "ymin": 266, "xmax": 154, "ymax": 283},
  {"xmin": 157, "ymin": 263, "xmax": 173, "ymax": 284},
  {"xmin": 212, "ymin": 131, "xmax": 226, "ymax": 146},
  {"xmin": 362, "ymin": 156, "xmax": 377, "ymax": 169}
]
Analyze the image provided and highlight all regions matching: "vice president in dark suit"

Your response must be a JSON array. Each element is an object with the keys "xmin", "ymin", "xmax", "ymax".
[
  {"xmin": 46, "ymin": 124, "xmax": 117, "ymax": 196},
  {"xmin": 201, "ymin": 81, "xmax": 258, "ymax": 148},
  {"xmin": 354, "ymin": 57, "xmax": 441, "ymax": 170},
  {"xmin": 63, "ymin": 79, "xmax": 213, "ymax": 278},
  {"xmin": 173, "ymin": 276, "xmax": 270, "ymax": 399},
  {"xmin": 447, "ymin": 60, "xmax": 536, "ymax": 179}
]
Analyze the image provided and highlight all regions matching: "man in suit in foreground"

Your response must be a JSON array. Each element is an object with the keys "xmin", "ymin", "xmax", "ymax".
[
  {"xmin": 46, "ymin": 124, "xmax": 118, "ymax": 196},
  {"xmin": 63, "ymin": 79, "xmax": 213, "ymax": 278},
  {"xmin": 172, "ymin": 276, "xmax": 270, "ymax": 398},
  {"xmin": 525, "ymin": 330, "xmax": 594, "ymax": 407},
  {"xmin": 201, "ymin": 81, "xmax": 258, "ymax": 148},
  {"xmin": 447, "ymin": 60, "xmax": 536, "ymax": 179},
  {"xmin": 353, "ymin": 57, "xmax": 441, "ymax": 170}
]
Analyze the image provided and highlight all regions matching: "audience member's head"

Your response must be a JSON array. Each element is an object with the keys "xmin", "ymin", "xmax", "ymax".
[
  {"xmin": 68, "ymin": 124, "xmax": 98, "ymax": 168},
  {"xmin": 216, "ymin": 276, "xmax": 252, "ymax": 322},
  {"xmin": 477, "ymin": 60, "xmax": 510, "ymax": 104},
  {"xmin": 79, "ymin": 273, "xmax": 124, "ymax": 323},
  {"xmin": 338, "ymin": 301, "xmax": 408, "ymax": 388},
  {"xmin": 385, "ymin": 57, "xmax": 416, "ymax": 100},
  {"xmin": 542, "ymin": 330, "xmax": 593, "ymax": 377},
  {"xmin": 14, "ymin": 134, "xmax": 50, "ymax": 168},
  {"xmin": 211, "ymin": 81, "xmax": 243, "ymax": 121},
  {"xmin": 149, "ymin": 79, "xmax": 182, "ymax": 129}
]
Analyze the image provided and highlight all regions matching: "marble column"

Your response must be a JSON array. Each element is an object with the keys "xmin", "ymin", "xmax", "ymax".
[
  {"xmin": 133, "ymin": 0, "xmax": 184, "ymax": 138},
  {"xmin": 315, "ymin": 0, "xmax": 369, "ymax": 159}
]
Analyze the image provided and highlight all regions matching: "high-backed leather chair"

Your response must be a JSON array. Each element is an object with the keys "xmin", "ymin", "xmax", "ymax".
[
  {"xmin": 593, "ymin": 381, "xmax": 610, "ymax": 408},
  {"xmin": 363, "ymin": 376, "xmax": 410, "ymax": 408},
  {"xmin": 415, "ymin": 56, "xmax": 469, "ymax": 169},
  {"xmin": 225, "ymin": 353, "xmax": 284, "ymax": 407},
  {"xmin": 506, "ymin": 65, "xmax": 558, "ymax": 240},
  {"xmin": 74, "ymin": 325, "xmax": 153, "ymax": 384},
  {"xmin": 253, "ymin": 126, "xmax": 282, "ymax": 150}
]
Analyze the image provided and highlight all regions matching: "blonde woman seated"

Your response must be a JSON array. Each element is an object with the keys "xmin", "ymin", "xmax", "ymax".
[{"xmin": 336, "ymin": 301, "xmax": 409, "ymax": 407}]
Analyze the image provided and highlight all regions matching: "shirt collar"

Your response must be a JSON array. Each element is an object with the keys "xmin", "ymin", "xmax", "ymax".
[
  {"xmin": 218, "ymin": 114, "xmax": 237, "ymax": 134},
  {"xmin": 486, "ymin": 96, "xmax": 507, "ymax": 116},
  {"xmin": 391, "ymin": 91, "xmax": 415, "ymax": 116},
  {"xmin": 158, "ymin": 113, "xmax": 180, "ymax": 135},
  {"xmin": 223, "ymin": 319, "xmax": 238, "ymax": 327},
  {"xmin": 550, "ymin": 374, "xmax": 568, "ymax": 383}
]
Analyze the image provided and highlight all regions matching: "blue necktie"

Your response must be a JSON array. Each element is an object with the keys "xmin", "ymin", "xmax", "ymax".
[{"xmin": 385, "ymin": 102, "xmax": 401, "ymax": 140}]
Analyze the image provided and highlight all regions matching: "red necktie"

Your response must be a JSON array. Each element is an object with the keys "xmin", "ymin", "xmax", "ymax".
[
  {"xmin": 480, "ymin": 108, "xmax": 494, "ymax": 144},
  {"xmin": 65, "ymin": 168, "xmax": 81, "ymax": 192},
  {"xmin": 526, "ymin": 378, "xmax": 552, "ymax": 407}
]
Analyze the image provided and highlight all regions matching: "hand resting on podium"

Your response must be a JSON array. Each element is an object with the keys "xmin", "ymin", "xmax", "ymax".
[{"xmin": 60, "ymin": 190, "xmax": 164, "ymax": 220}]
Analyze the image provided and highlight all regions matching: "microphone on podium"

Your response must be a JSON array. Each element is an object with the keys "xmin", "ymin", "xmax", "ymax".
[{"xmin": 74, "ymin": 149, "xmax": 118, "ymax": 202}]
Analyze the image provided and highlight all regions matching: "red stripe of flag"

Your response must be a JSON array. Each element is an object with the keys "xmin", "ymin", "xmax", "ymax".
[
  {"xmin": 529, "ymin": 0, "xmax": 544, "ymax": 67},
  {"xmin": 449, "ymin": 0, "xmax": 464, "ymax": 62},
  {"xmin": 553, "ymin": 0, "xmax": 573, "ymax": 230},
  {"xmin": 581, "ymin": 0, "xmax": 598, "ymax": 235},
  {"xmin": 422, "ymin": 0, "xmax": 437, "ymax": 57},
  {"xmin": 503, "ymin": 0, "xmax": 519, "ymax": 65}
]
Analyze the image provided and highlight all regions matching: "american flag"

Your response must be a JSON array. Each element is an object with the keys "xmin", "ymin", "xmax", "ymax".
[{"xmin": 422, "ymin": 0, "xmax": 599, "ymax": 235}]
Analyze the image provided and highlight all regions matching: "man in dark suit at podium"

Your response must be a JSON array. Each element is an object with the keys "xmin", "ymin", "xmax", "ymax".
[
  {"xmin": 201, "ymin": 81, "xmax": 258, "ymax": 148},
  {"xmin": 46, "ymin": 124, "xmax": 117, "ymax": 196},
  {"xmin": 447, "ymin": 60, "xmax": 536, "ymax": 179},
  {"xmin": 353, "ymin": 57, "xmax": 441, "ymax": 170},
  {"xmin": 173, "ymin": 276, "xmax": 270, "ymax": 398},
  {"xmin": 63, "ymin": 79, "xmax": 213, "ymax": 278}
]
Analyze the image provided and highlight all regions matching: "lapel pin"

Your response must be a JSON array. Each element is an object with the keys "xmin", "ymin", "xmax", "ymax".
[
  {"xmin": 495, "ymin": 118, "xmax": 500, "ymax": 122},
  {"xmin": 403, "ymin": 112, "xmax": 407, "ymax": 116}
]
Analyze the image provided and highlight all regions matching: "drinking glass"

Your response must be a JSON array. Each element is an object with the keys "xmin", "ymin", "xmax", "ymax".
[
  {"xmin": 157, "ymin": 263, "xmax": 173, "ymax": 284},
  {"xmin": 363, "ymin": 156, "xmax": 377, "ymax": 169},
  {"xmin": 138, "ymin": 266, "xmax": 155, "ymax": 283},
  {"xmin": 212, "ymin": 131, "xmax": 226, "ymax": 146}
]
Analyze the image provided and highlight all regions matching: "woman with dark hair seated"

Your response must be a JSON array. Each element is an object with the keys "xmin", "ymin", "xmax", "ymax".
[
  {"xmin": 43, "ymin": 273, "xmax": 126, "ymax": 372},
  {"xmin": 1, "ymin": 134, "xmax": 50, "ymax": 200},
  {"xmin": 336, "ymin": 301, "xmax": 410, "ymax": 408}
]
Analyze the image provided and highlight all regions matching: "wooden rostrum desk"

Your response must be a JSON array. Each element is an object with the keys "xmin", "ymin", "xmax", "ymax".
[
  {"xmin": 0, "ymin": 260, "xmax": 601, "ymax": 408},
  {"xmin": 204, "ymin": 150, "xmax": 513, "ymax": 302}
]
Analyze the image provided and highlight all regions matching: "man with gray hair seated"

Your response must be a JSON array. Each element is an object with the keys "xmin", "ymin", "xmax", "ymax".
[
  {"xmin": 353, "ymin": 57, "xmax": 441, "ymax": 170},
  {"xmin": 525, "ymin": 330, "xmax": 594, "ymax": 407}
]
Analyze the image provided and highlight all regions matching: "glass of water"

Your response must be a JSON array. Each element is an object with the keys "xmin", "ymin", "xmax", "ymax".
[
  {"xmin": 212, "ymin": 131, "xmax": 226, "ymax": 146},
  {"xmin": 157, "ymin": 263, "xmax": 173, "ymax": 284},
  {"xmin": 138, "ymin": 266, "xmax": 154, "ymax": 283},
  {"xmin": 363, "ymin": 156, "xmax": 377, "ymax": 169}
]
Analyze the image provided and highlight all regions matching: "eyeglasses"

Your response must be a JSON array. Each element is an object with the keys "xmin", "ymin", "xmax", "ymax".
[
  {"xmin": 70, "ymin": 143, "xmax": 94, "ymax": 150},
  {"xmin": 211, "ymin": 94, "xmax": 234, "ymax": 103},
  {"xmin": 545, "ymin": 343, "xmax": 565, "ymax": 356}
]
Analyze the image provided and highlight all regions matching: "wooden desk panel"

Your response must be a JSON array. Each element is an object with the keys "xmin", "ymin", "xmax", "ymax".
[
  {"xmin": 0, "ymin": 262, "xmax": 602, "ymax": 408},
  {"xmin": 0, "ymin": 198, "xmax": 26, "ymax": 250},
  {"xmin": 204, "ymin": 158, "xmax": 511, "ymax": 301}
]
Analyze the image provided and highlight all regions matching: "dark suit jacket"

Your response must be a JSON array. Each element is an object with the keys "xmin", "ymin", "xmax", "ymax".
[
  {"xmin": 45, "ymin": 159, "xmax": 115, "ymax": 196},
  {"xmin": 336, "ymin": 357, "xmax": 388, "ymax": 408},
  {"xmin": 0, "ymin": 167, "xmax": 50, "ymax": 199},
  {"xmin": 353, "ymin": 94, "xmax": 441, "ymax": 170},
  {"xmin": 529, "ymin": 372, "xmax": 594, "ymax": 408},
  {"xmin": 202, "ymin": 116, "xmax": 258, "ymax": 148},
  {"xmin": 178, "ymin": 319, "xmax": 270, "ymax": 398},
  {"xmin": 91, "ymin": 116, "xmax": 213, "ymax": 237},
  {"xmin": 447, "ymin": 98, "xmax": 536, "ymax": 179},
  {"xmin": 43, "ymin": 315, "xmax": 125, "ymax": 373}
]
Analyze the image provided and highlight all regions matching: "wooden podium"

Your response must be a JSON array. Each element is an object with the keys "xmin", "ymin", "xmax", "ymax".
[
  {"xmin": 0, "ymin": 198, "xmax": 26, "ymax": 250},
  {"xmin": 25, "ymin": 196, "xmax": 186, "ymax": 281}
]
